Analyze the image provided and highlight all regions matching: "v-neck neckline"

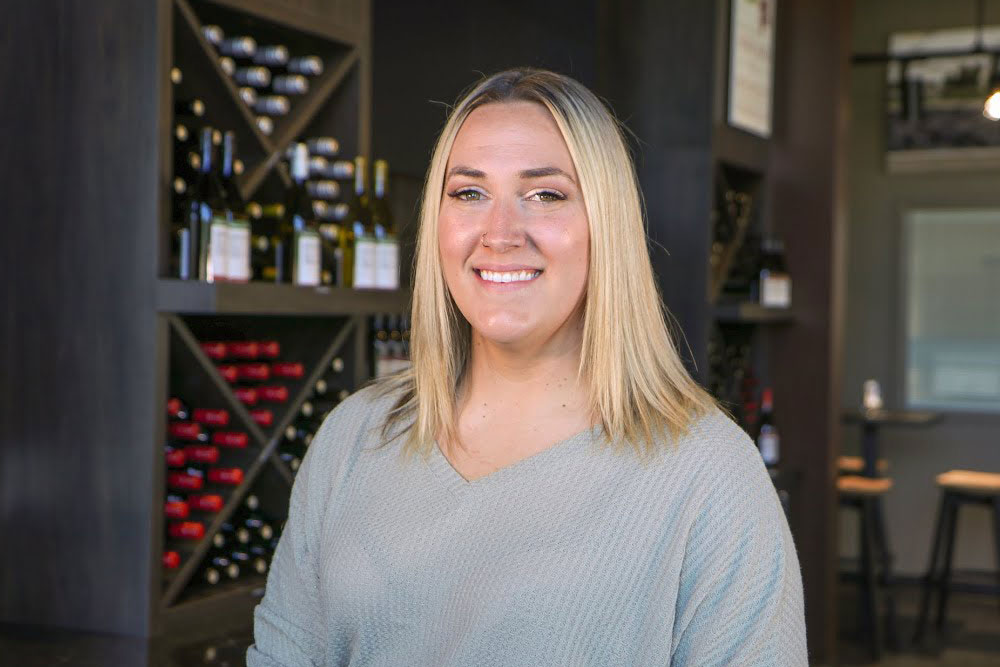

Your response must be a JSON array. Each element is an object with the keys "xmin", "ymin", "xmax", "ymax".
[{"xmin": 429, "ymin": 424, "xmax": 603, "ymax": 495}]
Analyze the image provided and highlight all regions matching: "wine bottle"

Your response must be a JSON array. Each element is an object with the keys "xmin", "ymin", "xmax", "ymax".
[
  {"xmin": 234, "ymin": 66, "xmax": 271, "ymax": 88},
  {"xmin": 231, "ymin": 548, "xmax": 269, "ymax": 575},
  {"xmin": 280, "ymin": 143, "xmax": 322, "ymax": 286},
  {"xmin": 192, "ymin": 408, "xmax": 230, "ymax": 427},
  {"xmin": 306, "ymin": 180, "xmax": 340, "ymax": 200},
  {"xmin": 200, "ymin": 341, "xmax": 228, "ymax": 360},
  {"xmin": 286, "ymin": 55, "xmax": 323, "ymax": 76},
  {"xmin": 164, "ymin": 497, "xmax": 189, "ymax": 520},
  {"xmin": 163, "ymin": 550, "xmax": 181, "ymax": 570},
  {"xmin": 309, "ymin": 156, "xmax": 354, "ymax": 180},
  {"xmin": 258, "ymin": 385, "xmax": 289, "ymax": 403},
  {"xmin": 237, "ymin": 86, "xmax": 258, "ymax": 107},
  {"xmin": 167, "ymin": 467, "xmax": 204, "ymax": 492},
  {"xmin": 346, "ymin": 156, "xmax": 375, "ymax": 288},
  {"xmin": 206, "ymin": 553, "xmax": 240, "ymax": 580},
  {"xmin": 220, "ymin": 520, "xmax": 252, "ymax": 545},
  {"xmin": 256, "ymin": 116, "xmax": 274, "ymax": 136},
  {"xmin": 207, "ymin": 467, "xmax": 244, "ymax": 486},
  {"xmin": 218, "ymin": 36, "xmax": 257, "ymax": 60},
  {"xmin": 271, "ymin": 361, "xmax": 304, "ymax": 379},
  {"xmin": 175, "ymin": 98, "xmax": 205, "ymax": 118},
  {"xmin": 754, "ymin": 237, "xmax": 792, "ymax": 308},
  {"xmin": 167, "ymin": 397, "xmax": 190, "ymax": 421},
  {"xmin": 168, "ymin": 521, "xmax": 205, "ymax": 540},
  {"xmin": 235, "ymin": 362, "xmax": 270, "ymax": 382},
  {"xmin": 259, "ymin": 341, "xmax": 281, "ymax": 358},
  {"xmin": 183, "ymin": 445, "xmax": 221, "ymax": 465},
  {"xmin": 201, "ymin": 24, "xmax": 224, "ymax": 47},
  {"xmin": 212, "ymin": 431, "xmax": 249, "ymax": 448},
  {"xmin": 253, "ymin": 44, "xmax": 289, "ymax": 67},
  {"xmin": 170, "ymin": 67, "xmax": 183, "ymax": 85},
  {"xmin": 249, "ymin": 408, "xmax": 274, "ymax": 428},
  {"xmin": 216, "ymin": 364, "xmax": 239, "ymax": 383},
  {"xmin": 220, "ymin": 131, "xmax": 251, "ymax": 283},
  {"xmin": 371, "ymin": 159, "xmax": 400, "ymax": 289},
  {"xmin": 271, "ymin": 74, "xmax": 309, "ymax": 95},
  {"xmin": 253, "ymin": 95, "xmax": 290, "ymax": 116},
  {"xmin": 372, "ymin": 313, "xmax": 389, "ymax": 377},
  {"xmin": 306, "ymin": 137, "xmax": 339, "ymax": 157},
  {"xmin": 754, "ymin": 388, "xmax": 780, "ymax": 468},
  {"xmin": 191, "ymin": 127, "xmax": 229, "ymax": 282},
  {"xmin": 188, "ymin": 493, "xmax": 224, "ymax": 513}
]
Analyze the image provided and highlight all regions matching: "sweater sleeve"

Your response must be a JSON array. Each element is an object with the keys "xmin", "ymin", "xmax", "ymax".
[
  {"xmin": 669, "ymin": 424, "xmax": 808, "ymax": 666},
  {"xmin": 246, "ymin": 421, "xmax": 331, "ymax": 666}
]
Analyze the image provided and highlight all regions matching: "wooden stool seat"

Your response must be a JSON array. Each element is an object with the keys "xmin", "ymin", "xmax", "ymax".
[
  {"xmin": 838, "ymin": 475, "xmax": 893, "ymax": 496},
  {"xmin": 838, "ymin": 455, "xmax": 889, "ymax": 474},
  {"xmin": 935, "ymin": 469, "xmax": 1000, "ymax": 495}
]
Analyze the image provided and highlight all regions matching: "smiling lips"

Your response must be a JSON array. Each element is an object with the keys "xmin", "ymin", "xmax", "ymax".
[{"xmin": 474, "ymin": 268, "xmax": 542, "ymax": 284}]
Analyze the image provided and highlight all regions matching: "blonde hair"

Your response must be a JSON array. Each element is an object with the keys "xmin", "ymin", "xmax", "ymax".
[{"xmin": 375, "ymin": 67, "xmax": 717, "ymax": 461}]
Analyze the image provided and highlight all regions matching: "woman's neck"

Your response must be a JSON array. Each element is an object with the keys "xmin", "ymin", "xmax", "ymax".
[{"xmin": 457, "ymin": 313, "xmax": 590, "ymax": 425}]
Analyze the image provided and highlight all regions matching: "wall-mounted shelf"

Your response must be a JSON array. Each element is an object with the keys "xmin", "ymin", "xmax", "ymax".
[{"xmin": 157, "ymin": 279, "xmax": 410, "ymax": 315}]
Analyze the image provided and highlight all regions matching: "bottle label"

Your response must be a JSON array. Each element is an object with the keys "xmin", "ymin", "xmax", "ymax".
[
  {"xmin": 235, "ymin": 387, "xmax": 259, "ymax": 405},
  {"xmin": 192, "ymin": 408, "xmax": 230, "ymax": 426},
  {"xmin": 208, "ymin": 217, "xmax": 229, "ymax": 282},
  {"xmin": 237, "ymin": 363, "xmax": 270, "ymax": 381},
  {"xmin": 216, "ymin": 365, "xmax": 239, "ymax": 383},
  {"xmin": 200, "ymin": 342, "xmax": 228, "ymax": 360},
  {"xmin": 374, "ymin": 239, "xmax": 400, "ymax": 290},
  {"xmin": 354, "ymin": 237, "xmax": 378, "ymax": 288},
  {"xmin": 184, "ymin": 445, "xmax": 221, "ymax": 464},
  {"xmin": 207, "ymin": 468, "xmax": 244, "ymax": 485},
  {"xmin": 250, "ymin": 409, "xmax": 273, "ymax": 427},
  {"xmin": 259, "ymin": 341, "xmax": 281, "ymax": 358},
  {"xmin": 259, "ymin": 385, "xmax": 289, "ymax": 402},
  {"xmin": 294, "ymin": 231, "xmax": 322, "ymax": 286},
  {"xmin": 227, "ymin": 220, "xmax": 251, "ymax": 283},
  {"xmin": 167, "ymin": 472, "xmax": 203, "ymax": 491},
  {"xmin": 271, "ymin": 362, "xmax": 304, "ymax": 379},
  {"xmin": 168, "ymin": 422, "xmax": 202, "ymax": 440},
  {"xmin": 229, "ymin": 341, "xmax": 259, "ymax": 359},
  {"xmin": 212, "ymin": 431, "xmax": 248, "ymax": 448},
  {"xmin": 758, "ymin": 427, "xmax": 780, "ymax": 466},
  {"xmin": 189, "ymin": 494, "xmax": 224, "ymax": 512},
  {"xmin": 165, "ymin": 501, "xmax": 189, "ymax": 519},
  {"xmin": 760, "ymin": 273, "xmax": 791, "ymax": 308}
]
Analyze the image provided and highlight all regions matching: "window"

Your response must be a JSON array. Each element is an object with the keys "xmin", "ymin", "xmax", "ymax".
[{"xmin": 904, "ymin": 209, "xmax": 1000, "ymax": 413}]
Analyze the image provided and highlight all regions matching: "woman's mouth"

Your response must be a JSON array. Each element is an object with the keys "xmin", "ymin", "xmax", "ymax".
[{"xmin": 474, "ymin": 268, "xmax": 542, "ymax": 284}]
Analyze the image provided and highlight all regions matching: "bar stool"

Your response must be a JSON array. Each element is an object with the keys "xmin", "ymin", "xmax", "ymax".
[
  {"xmin": 912, "ymin": 469, "xmax": 1000, "ymax": 645},
  {"xmin": 838, "ymin": 474, "xmax": 900, "ymax": 660},
  {"xmin": 838, "ymin": 455, "xmax": 889, "ymax": 475}
]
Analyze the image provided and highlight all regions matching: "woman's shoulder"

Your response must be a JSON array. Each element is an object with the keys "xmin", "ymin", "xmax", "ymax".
[{"xmin": 668, "ymin": 407, "xmax": 771, "ymax": 492}]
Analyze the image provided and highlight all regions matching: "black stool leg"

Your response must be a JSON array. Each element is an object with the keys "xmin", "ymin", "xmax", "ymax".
[
  {"xmin": 872, "ymin": 496, "xmax": 900, "ymax": 650},
  {"xmin": 914, "ymin": 492, "xmax": 951, "ymax": 644},
  {"xmin": 934, "ymin": 495, "xmax": 961, "ymax": 636},
  {"xmin": 861, "ymin": 497, "xmax": 883, "ymax": 661}
]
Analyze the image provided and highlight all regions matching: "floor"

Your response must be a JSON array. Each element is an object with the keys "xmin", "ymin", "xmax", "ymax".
[{"xmin": 1, "ymin": 583, "xmax": 997, "ymax": 666}]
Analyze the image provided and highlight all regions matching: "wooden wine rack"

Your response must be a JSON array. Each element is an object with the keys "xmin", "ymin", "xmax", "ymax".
[{"xmin": 0, "ymin": 0, "xmax": 408, "ymax": 639}]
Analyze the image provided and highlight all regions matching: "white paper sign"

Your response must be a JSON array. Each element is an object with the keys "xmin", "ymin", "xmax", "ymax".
[{"xmin": 728, "ymin": 0, "xmax": 776, "ymax": 138}]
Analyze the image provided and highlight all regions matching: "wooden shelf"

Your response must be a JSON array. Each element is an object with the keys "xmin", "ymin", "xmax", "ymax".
[
  {"xmin": 713, "ymin": 301, "xmax": 795, "ymax": 324},
  {"xmin": 157, "ymin": 279, "xmax": 410, "ymax": 315}
]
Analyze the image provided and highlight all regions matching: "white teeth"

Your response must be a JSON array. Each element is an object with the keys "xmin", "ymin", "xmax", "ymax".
[{"xmin": 478, "ymin": 269, "xmax": 539, "ymax": 283}]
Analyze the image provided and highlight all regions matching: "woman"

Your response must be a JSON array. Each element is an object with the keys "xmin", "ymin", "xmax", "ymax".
[{"xmin": 248, "ymin": 68, "xmax": 807, "ymax": 666}]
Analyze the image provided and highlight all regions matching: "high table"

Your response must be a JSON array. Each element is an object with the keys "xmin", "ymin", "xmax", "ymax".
[{"xmin": 842, "ymin": 409, "xmax": 943, "ymax": 477}]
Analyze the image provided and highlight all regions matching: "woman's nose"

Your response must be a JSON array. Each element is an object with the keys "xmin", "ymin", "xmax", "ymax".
[{"xmin": 480, "ymin": 197, "xmax": 524, "ymax": 252}]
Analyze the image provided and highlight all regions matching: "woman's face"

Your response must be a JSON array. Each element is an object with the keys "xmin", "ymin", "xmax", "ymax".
[{"xmin": 438, "ymin": 101, "xmax": 590, "ymax": 349}]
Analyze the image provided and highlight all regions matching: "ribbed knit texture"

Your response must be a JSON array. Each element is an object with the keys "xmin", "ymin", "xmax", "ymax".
[{"xmin": 247, "ymin": 385, "xmax": 807, "ymax": 666}]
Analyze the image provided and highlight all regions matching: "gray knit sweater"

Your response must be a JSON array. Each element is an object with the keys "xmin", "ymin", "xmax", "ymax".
[{"xmin": 247, "ymin": 385, "xmax": 807, "ymax": 666}]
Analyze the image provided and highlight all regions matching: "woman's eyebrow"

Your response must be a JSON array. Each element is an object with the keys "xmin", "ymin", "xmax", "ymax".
[
  {"xmin": 446, "ymin": 166, "xmax": 486, "ymax": 180},
  {"xmin": 519, "ymin": 166, "xmax": 575, "ymax": 183},
  {"xmin": 445, "ymin": 165, "xmax": 576, "ymax": 184}
]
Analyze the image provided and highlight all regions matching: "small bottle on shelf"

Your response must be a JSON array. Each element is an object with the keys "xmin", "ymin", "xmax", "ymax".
[
  {"xmin": 753, "ymin": 388, "xmax": 780, "ymax": 468},
  {"xmin": 371, "ymin": 159, "xmax": 400, "ymax": 290},
  {"xmin": 253, "ymin": 44, "xmax": 289, "ymax": 67},
  {"xmin": 754, "ymin": 237, "xmax": 792, "ymax": 308},
  {"xmin": 279, "ymin": 143, "xmax": 322, "ymax": 286}
]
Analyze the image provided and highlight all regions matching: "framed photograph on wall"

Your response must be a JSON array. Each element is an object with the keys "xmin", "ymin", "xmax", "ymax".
[
  {"xmin": 887, "ymin": 26, "xmax": 1000, "ymax": 172},
  {"xmin": 727, "ymin": 0, "xmax": 777, "ymax": 138}
]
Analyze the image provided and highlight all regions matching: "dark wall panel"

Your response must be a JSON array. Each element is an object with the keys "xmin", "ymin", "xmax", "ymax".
[{"xmin": 0, "ymin": 0, "xmax": 161, "ymax": 635}]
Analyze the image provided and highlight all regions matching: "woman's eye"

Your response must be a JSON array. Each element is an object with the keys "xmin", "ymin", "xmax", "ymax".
[
  {"xmin": 528, "ymin": 190, "xmax": 566, "ymax": 202},
  {"xmin": 448, "ymin": 189, "xmax": 483, "ymax": 202}
]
